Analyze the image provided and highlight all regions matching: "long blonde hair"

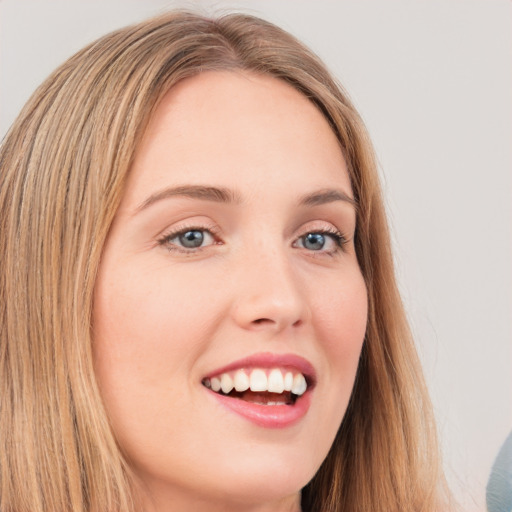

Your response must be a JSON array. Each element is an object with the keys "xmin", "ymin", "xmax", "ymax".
[{"xmin": 0, "ymin": 11, "xmax": 448, "ymax": 512}]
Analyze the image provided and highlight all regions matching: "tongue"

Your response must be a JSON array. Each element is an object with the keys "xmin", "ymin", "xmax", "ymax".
[{"xmin": 236, "ymin": 390, "xmax": 293, "ymax": 405}]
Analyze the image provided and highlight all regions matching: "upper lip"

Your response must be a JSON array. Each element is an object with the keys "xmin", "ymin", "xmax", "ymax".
[{"xmin": 203, "ymin": 352, "xmax": 317, "ymax": 387}]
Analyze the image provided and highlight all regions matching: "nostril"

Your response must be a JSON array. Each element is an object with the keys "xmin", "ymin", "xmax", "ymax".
[
  {"xmin": 253, "ymin": 318, "xmax": 274, "ymax": 325},
  {"xmin": 251, "ymin": 318, "xmax": 303, "ymax": 329}
]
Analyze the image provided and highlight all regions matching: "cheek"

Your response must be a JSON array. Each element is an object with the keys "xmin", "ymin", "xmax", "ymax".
[
  {"xmin": 94, "ymin": 262, "xmax": 213, "ymax": 357},
  {"xmin": 313, "ymin": 267, "xmax": 368, "ymax": 353},
  {"xmin": 297, "ymin": 267, "xmax": 367, "ymax": 468},
  {"xmin": 91, "ymin": 259, "xmax": 228, "ymax": 424},
  {"xmin": 310, "ymin": 266, "xmax": 367, "ymax": 408},
  {"xmin": 91, "ymin": 267, "xmax": 213, "ymax": 460},
  {"xmin": 92, "ymin": 268, "xmax": 179, "ymax": 403}
]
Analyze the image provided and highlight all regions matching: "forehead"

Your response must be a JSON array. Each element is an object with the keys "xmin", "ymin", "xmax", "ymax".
[{"xmin": 123, "ymin": 71, "xmax": 351, "ymax": 208}]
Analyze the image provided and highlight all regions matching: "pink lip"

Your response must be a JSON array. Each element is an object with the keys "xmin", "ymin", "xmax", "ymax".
[
  {"xmin": 207, "ymin": 390, "xmax": 312, "ymax": 428},
  {"xmin": 203, "ymin": 352, "xmax": 316, "ymax": 429}
]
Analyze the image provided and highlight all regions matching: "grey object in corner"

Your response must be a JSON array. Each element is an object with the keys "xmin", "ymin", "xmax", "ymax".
[{"xmin": 487, "ymin": 431, "xmax": 512, "ymax": 512}]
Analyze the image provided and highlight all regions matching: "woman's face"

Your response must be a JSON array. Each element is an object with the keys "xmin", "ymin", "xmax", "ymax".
[{"xmin": 93, "ymin": 71, "xmax": 367, "ymax": 512}]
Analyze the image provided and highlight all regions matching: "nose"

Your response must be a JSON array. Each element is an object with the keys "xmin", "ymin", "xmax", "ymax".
[{"xmin": 231, "ymin": 247, "xmax": 310, "ymax": 334}]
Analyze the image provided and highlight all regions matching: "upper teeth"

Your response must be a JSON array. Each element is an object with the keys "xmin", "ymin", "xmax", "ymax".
[{"xmin": 205, "ymin": 368, "xmax": 307, "ymax": 396}]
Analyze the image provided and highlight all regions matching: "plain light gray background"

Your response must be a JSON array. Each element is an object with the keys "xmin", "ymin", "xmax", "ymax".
[{"xmin": 1, "ymin": 1, "xmax": 510, "ymax": 510}]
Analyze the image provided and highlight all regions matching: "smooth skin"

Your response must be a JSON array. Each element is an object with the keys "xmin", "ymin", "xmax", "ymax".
[{"xmin": 93, "ymin": 71, "xmax": 368, "ymax": 512}]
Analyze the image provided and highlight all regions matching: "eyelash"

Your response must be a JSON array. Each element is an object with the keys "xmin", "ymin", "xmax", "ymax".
[{"xmin": 157, "ymin": 225, "xmax": 349, "ymax": 256}]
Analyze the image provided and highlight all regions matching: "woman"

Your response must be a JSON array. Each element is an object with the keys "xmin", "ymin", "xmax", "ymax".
[{"xmin": 0, "ymin": 10, "xmax": 449, "ymax": 512}]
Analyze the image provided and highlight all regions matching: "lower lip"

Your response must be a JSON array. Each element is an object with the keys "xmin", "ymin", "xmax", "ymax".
[{"xmin": 206, "ymin": 389, "xmax": 312, "ymax": 428}]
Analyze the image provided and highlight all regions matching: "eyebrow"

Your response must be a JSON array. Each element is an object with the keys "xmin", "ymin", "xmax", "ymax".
[
  {"xmin": 298, "ymin": 189, "xmax": 358, "ymax": 209},
  {"xmin": 134, "ymin": 184, "xmax": 357, "ymax": 214},
  {"xmin": 135, "ymin": 185, "xmax": 242, "ymax": 213}
]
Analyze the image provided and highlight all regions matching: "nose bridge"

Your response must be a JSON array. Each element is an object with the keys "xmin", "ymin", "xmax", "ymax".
[{"xmin": 232, "ymin": 239, "xmax": 309, "ymax": 332}]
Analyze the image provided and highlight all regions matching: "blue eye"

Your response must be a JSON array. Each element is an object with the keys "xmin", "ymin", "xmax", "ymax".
[
  {"xmin": 159, "ymin": 228, "xmax": 216, "ymax": 252},
  {"xmin": 296, "ymin": 230, "xmax": 346, "ymax": 253},
  {"xmin": 303, "ymin": 233, "xmax": 326, "ymax": 251},
  {"xmin": 177, "ymin": 230, "xmax": 205, "ymax": 248}
]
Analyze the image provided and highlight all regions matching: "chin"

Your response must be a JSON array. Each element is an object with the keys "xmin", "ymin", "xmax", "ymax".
[
  {"xmin": 133, "ymin": 442, "xmax": 320, "ymax": 510},
  {"xmin": 193, "ymin": 469, "xmax": 309, "ymax": 509},
  {"xmin": 202, "ymin": 446, "xmax": 320, "ymax": 504}
]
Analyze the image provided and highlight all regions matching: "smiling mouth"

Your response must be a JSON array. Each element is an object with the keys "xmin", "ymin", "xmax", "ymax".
[{"xmin": 202, "ymin": 367, "xmax": 308, "ymax": 406}]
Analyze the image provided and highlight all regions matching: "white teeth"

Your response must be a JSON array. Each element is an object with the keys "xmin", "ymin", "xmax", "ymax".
[
  {"xmin": 205, "ymin": 368, "xmax": 308, "ymax": 397},
  {"xmin": 220, "ymin": 373, "xmax": 234, "ymax": 394},
  {"xmin": 283, "ymin": 372, "xmax": 293, "ymax": 391},
  {"xmin": 234, "ymin": 370, "xmax": 250, "ymax": 392},
  {"xmin": 210, "ymin": 377, "xmax": 221, "ymax": 392},
  {"xmin": 267, "ymin": 369, "xmax": 285, "ymax": 393},
  {"xmin": 291, "ymin": 373, "xmax": 307, "ymax": 396},
  {"xmin": 250, "ymin": 369, "xmax": 268, "ymax": 392}
]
